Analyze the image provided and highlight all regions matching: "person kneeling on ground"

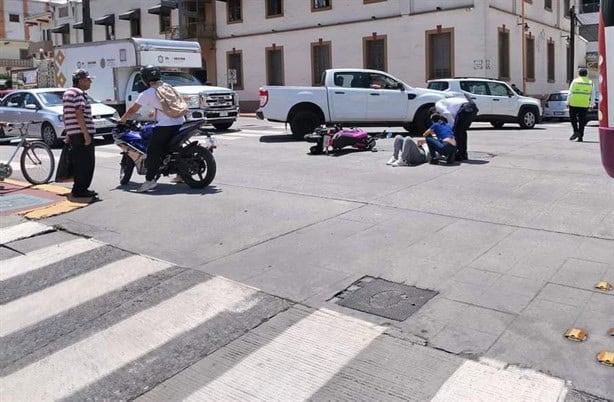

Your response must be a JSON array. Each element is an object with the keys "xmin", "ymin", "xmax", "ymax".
[
  {"xmin": 387, "ymin": 135, "xmax": 430, "ymax": 166},
  {"xmin": 423, "ymin": 113, "xmax": 457, "ymax": 165}
]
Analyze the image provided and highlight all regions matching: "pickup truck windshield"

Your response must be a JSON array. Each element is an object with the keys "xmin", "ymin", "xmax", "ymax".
[{"xmin": 159, "ymin": 72, "xmax": 203, "ymax": 86}]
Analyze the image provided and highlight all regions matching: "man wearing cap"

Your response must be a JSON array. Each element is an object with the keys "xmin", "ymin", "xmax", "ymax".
[
  {"xmin": 63, "ymin": 69, "xmax": 97, "ymax": 199},
  {"xmin": 567, "ymin": 67, "xmax": 594, "ymax": 142}
]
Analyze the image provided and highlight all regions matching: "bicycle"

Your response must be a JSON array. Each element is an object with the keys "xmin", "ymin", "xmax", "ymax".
[{"xmin": 0, "ymin": 121, "xmax": 56, "ymax": 185}]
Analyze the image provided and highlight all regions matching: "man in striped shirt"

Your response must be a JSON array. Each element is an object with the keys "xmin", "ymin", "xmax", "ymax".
[{"xmin": 63, "ymin": 69, "xmax": 97, "ymax": 199}]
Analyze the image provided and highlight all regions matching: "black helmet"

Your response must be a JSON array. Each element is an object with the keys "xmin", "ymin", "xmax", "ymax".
[
  {"xmin": 72, "ymin": 69, "xmax": 94, "ymax": 84},
  {"xmin": 140, "ymin": 65, "xmax": 161, "ymax": 85},
  {"xmin": 578, "ymin": 67, "xmax": 588, "ymax": 76}
]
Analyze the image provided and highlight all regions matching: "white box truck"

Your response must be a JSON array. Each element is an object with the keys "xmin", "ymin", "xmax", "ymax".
[{"xmin": 55, "ymin": 38, "xmax": 239, "ymax": 130}]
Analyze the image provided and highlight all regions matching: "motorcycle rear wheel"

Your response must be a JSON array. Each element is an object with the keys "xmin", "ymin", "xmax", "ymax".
[
  {"xmin": 119, "ymin": 154, "xmax": 135, "ymax": 185},
  {"xmin": 178, "ymin": 145, "xmax": 216, "ymax": 189}
]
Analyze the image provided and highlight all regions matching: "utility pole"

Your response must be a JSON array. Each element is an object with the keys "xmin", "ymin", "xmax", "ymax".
[
  {"xmin": 83, "ymin": 0, "xmax": 92, "ymax": 42},
  {"xmin": 521, "ymin": 0, "xmax": 526, "ymax": 94},
  {"xmin": 568, "ymin": 5, "xmax": 576, "ymax": 83}
]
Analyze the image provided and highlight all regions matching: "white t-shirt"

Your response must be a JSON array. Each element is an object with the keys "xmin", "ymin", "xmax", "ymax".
[
  {"xmin": 435, "ymin": 97, "xmax": 468, "ymax": 128},
  {"xmin": 135, "ymin": 84, "xmax": 185, "ymax": 127}
]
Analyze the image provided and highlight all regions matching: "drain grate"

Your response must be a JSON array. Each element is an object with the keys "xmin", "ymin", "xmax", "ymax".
[{"xmin": 331, "ymin": 276, "xmax": 438, "ymax": 321}]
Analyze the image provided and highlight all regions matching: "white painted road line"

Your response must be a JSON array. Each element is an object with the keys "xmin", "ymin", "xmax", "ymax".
[
  {"xmin": 0, "ymin": 277, "xmax": 257, "ymax": 401},
  {"xmin": 0, "ymin": 221, "xmax": 51, "ymax": 245},
  {"xmin": 182, "ymin": 308, "xmax": 385, "ymax": 401},
  {"xmin": 431, "ymin": 359, "xmax": 568, "ymax": 402},
  {"xmin": 0, "ymin": 255, "xmax": 171, "ymax": 337},
  {"xmin": 0, "ymin": 238, "xmax": 103, "ymax": 281}
]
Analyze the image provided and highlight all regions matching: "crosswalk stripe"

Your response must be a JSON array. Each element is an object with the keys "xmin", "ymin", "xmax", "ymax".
[
  {"xmin": 0, "ymin": 221, "xmax": 51, "ymax": 245},
  {"xmin": 0, "ymin": 277, "xmax": 257, "ymax": 401},
  {"xmin": 431, "ymin": 359, "xmax": 567, "ymax": 401},
  {"xmin": 0, "ymin": 238, "xmax": 103, "ymax": 281},
  {"xmin": 182, "ymin": 308, "xmax": 385, "ymax": 401},
  {"xmin": 0, "ymin": 255, "xmax": 171, "ymax": 337}
]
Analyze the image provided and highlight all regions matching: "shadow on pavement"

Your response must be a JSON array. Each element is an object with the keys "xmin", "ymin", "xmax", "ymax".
[
  {"xmin": 259, "ymin": 134, "xmax": 301, "ymax": 143},
  {"xmin": 468, "ymin": 126, "xmax": 546, "ymax": 131},
  {"xmin": 114, "ymin": 184, "xmax": 222, "ymax": 196}
]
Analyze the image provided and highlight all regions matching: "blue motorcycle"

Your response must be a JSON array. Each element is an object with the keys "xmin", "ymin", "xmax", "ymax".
[{"xmin": 112, "ymin": 119, "xmax": 216, "ymax": 189}]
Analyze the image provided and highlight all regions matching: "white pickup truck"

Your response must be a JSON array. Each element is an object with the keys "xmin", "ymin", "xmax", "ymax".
[{"xmin": 257, "ymin": 68, "xmax": 452, "ymax": 137}]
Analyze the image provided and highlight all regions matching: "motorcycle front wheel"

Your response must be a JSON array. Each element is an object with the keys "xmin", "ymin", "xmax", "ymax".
[
  {"xmin": 178, "ymin": 145, "xmax": 216, "ymax": 189},
  {"xmin": 119, "ymin": 154, "xmax": 135, "ymax": 185}
]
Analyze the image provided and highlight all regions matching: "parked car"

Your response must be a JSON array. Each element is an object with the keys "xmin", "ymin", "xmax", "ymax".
[
  {"xmin": 257, "ymin": 68, "xmax": 452, "ymax": 138},
  {"xmin": 0, "ymin": 88, "xmax": 118, "ymax": 146},
  {"xmin": 543, "ymin": 89, "xmax": 599, "ymax": 122},
  {"xmin": 543, "ymin": 91, "xmax": 570, "ymax": 120},
  {"xmin": 427, "ymin": 77, "xmax": 542, "ymax": 129}
]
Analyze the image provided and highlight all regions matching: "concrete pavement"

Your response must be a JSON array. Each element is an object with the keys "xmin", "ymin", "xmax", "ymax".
[{"xmin": 1, "ymin": 118, "xmax": 613, "ymax": 400}]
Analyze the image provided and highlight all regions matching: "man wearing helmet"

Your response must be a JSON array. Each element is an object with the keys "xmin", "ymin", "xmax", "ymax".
[
  {"xmin": 567, "ymin": 67, "xmax": 594, "ymax": 142},
  {"xmin": 119, "ymin": 65, "xmax": 186, "ymax": 192},
  {"xmin": 63, "ymin": 69, "xmax": 98, "ymax": 199}
]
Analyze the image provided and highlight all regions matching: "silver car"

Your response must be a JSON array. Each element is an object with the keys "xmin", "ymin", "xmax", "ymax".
[
  {"xmin": 543, "ymin": 91, "xmax": 570, "ymax": 120},
  {"xmin": 0, "ymin": 88, "xmax": 118, "ymax": 147}
]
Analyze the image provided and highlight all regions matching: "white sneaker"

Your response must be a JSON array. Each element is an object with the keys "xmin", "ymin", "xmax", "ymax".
[
  {"xmin": 392, "ymin": 159, "xmax": 409, "ymax": 167},
  {"xmin": 170, "ymin": 175, "xmax": 183, "ymax": 184},
  {"xmin": 137, "ymin": 180, "xmax": 157, "ymax": 192},
  {"xmin": 386, "ymin": 157, "xmax": 397, "ymax": 165}
]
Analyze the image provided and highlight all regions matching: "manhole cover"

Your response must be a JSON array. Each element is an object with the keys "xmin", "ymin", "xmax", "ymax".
[
  {"xmin": 0, "ymin": 194, "xmax": 54, "ymax": 213},
  {"xmin": 332, "ymin": 277, "xmax": 438, "ymax": 321}
]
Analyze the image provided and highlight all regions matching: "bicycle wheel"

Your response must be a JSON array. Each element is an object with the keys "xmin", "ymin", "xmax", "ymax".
[{"xmin": 20, "ymin": 141, "xmax": 55, "ymax": 185}]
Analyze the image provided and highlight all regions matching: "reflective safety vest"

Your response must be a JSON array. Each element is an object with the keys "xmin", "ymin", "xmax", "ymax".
[{"xmin": 568, "ymin": 76, "xmax": 593, "ymax": 108}]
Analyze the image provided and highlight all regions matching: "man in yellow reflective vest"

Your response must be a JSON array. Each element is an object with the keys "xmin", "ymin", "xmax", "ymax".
[{"xmin": 567, "ymin": 68, "xmax": 594, "ymax": 142}]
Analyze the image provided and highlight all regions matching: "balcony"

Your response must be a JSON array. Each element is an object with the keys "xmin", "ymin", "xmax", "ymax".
[{"xmin": 0, "ymin": 59, "xmax": 34, "ymax": 68}]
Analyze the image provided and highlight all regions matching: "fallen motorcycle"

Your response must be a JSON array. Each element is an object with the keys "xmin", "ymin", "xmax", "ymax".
[
  {"xmin": 113, "ymin": 119, "xmax": 216, "ymax": 189},
  {"xmin": 304, "ymin": 125, "xmax": 377, "ymax": 155}
]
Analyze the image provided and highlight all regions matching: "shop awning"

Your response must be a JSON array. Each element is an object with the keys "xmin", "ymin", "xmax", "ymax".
[
  {"xmin": 148, "ymin": 1, "xmax": 177, "ymax": 15},
  {"xmin": 73, "ymin": 21, "xmax": 84, "ymax": 29},
  {"xmin": 50, "ymin": 23, "xmax": 69, "ymax": 34},
  {"xmin": 119, "ymin": 9, "xmax": 141, "ymax": 21},
  {"xmin": 94, "ymin": 14, "xmax": 115, "ymax": 26}
]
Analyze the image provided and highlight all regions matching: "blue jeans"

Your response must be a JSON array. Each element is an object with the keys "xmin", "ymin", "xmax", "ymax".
[{"xmin": 426, "ymin": 137, "xmax": 456, "ymax": 158}]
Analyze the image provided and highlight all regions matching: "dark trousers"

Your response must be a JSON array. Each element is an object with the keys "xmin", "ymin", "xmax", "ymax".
[
  {"xmin": 569, "ymin": 106, "xmax": 588, "ymax": 138},
  {"xmin": 69, "ymin": 133, "xmax": 95, "ymax": 195},
  {"xmin": 146, "ymin": 125, "xmax": 181, "ymax": 181},
  {"xmin": 454, "ymin": 110, "xmax": 475, "ymax": 160},
  {"xmin": 426, "ymin": 136, "xmax": 457, "ymax": 158}
]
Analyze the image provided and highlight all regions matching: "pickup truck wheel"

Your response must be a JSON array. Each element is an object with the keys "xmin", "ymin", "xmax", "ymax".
[
  {"xmin": 491, "ymin": 121, "xmax": 504, "ymax": 129},
  {"xmin": 412, "ymin": 105, "xmax": 435, "ymax": 135},
  {"xmin": 519, "ymin": 108, "xmax": 537, "ymax": 129},
  {"xmin": 213, "ymin": 122, "xmax": 233, "ymax": 130},
  {"xmin": 290, "ymin": 110, "xmax": 320, "ymax": 138}
]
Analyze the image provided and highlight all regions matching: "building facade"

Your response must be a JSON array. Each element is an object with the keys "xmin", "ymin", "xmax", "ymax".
[
  {"xmin": 1, "ymin": 0, "xmax": 51, "ymax": 76},
  {"xmin": 214, "ymin": 0, "xmax": 587, "ymax": 111}
]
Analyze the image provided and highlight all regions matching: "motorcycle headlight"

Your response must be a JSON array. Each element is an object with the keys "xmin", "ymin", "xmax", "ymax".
[{"xmin": 183, "ymin": 95, "xmax": 200, "ymax": 109}]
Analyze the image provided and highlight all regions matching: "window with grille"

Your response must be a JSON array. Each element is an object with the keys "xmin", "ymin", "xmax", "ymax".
[
  {"xmin": 228, "ymin": 0, "xmax": 242, "ymax": 23},
  {"xmin": 159, "ymin": 12, "xmax": 171, "ymax": 33},
  {"xmin": 498, "ymin": 28, "xmax": 510, "ymax": 80},
  {"xmin": 426, "ymin": 29, "xmax": 453, "ymax": 80},
  {"xmin": 311, "ymin": 41, "xmax": 331, "ymax": 85},
  {"xmin": 363, "ymin": 36, "xmax": 386, "ymax": 71},
  {"xmin": 130, "ymin": 18, "xmax": 141, "ymax": 37},
  {"xmin": 564, "ymin": 0, "xmax": 570, "ymax": 16},
  {"xmin": 266, "ymin": 0, "xmax": 283, "ymax": 17},
  {"xmin": 526, "ymin": 36, "xmax": 535, "ymax": 81},
  {"xmin": 545, "ymin": 0, "xmax": 552, "ymax": 10},
  {"xmin": 547, "ymin": 40, "xmax": 555, "ymax": 82},
  {"xmin": 227, "ymin": 51, "xmax": 244, "ymax": 90},
  {"xmin": 9, "ymin": 14, "xmax": 20, "ymax": 22},
  {"xmin": 312, "ymin": 0, "xmax": 331, "ymax": 11},
  {"xmin": 62, "ymin": 31, "xmax": 70, "ymax": 45},
  {"xmin": 266, "ymin": 47, "xmax": 284, "ymax": 86},
  {"xmin": 58, "ymin": 7, "xmax": 69, "ymax": 18}
]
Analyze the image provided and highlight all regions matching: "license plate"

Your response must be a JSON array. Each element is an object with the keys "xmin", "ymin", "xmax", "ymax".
[
  {"xmin": 219, "ymin": 111, "xmax": 228, "ymax": 117},
  {"xmin": 94, "ymin": 120, "xmax": 110, "ymax": 128},
  {"xmin": 554, "ymin": 112, "xmax": 565, "ymax": 115}
]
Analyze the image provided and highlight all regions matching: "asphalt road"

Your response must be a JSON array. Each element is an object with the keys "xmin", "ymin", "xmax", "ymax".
[{"xmin": 1, "ymin": 118, "xmax": 613, "ymax": 400}]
